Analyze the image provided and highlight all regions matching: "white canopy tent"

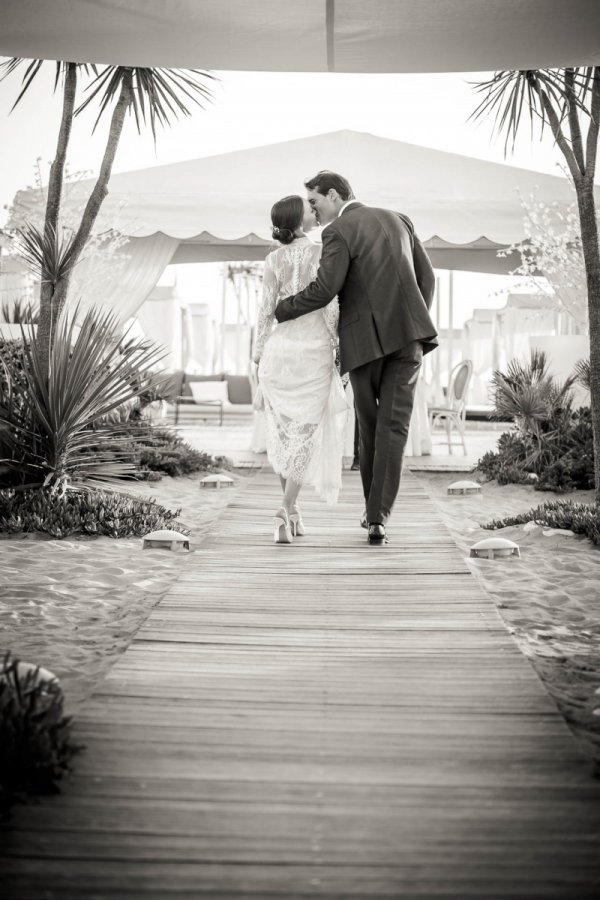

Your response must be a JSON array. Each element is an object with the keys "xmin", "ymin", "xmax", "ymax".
[
  {"xmin": 11, "ymin": 129, "xmax": 593, "ymax": 390},
  {"xmin": 12, "ymin": 129, "xmax": 590, "ymax": 292},
  {"xmin": 1, "ymin": 1, "xmax": 599, "ymax": 73}
]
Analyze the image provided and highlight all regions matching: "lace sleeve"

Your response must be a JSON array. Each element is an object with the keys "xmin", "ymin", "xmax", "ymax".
[
  {"xmin": 322, "ymin": 297, "xmax": 340, "ymax": 347},
  {"xmin": 253, "ymin": 256, "xmax": 278, "ymax": 362}
]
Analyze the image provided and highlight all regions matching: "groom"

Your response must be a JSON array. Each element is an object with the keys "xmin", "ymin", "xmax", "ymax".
[{"xmin": 275, "ymin": 171, "xmax": 438, "ymax": 544}]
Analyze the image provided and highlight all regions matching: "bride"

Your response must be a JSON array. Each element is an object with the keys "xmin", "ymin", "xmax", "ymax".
[{"xmin": 253, "ymin": 195, "xmax": 348, "ymax": 544}]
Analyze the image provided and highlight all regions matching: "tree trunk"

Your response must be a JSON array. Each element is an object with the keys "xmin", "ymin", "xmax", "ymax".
[
  {"xmin": 51, "ymin": 68, "xmax": 134, "ymax": 325},
  {"xmin": 576, "ymin": 184, "xmax": 600, "ymax": 500},
  {"xmin": 45, "ymin": 63, "xmax": 78, "ymax": 238},
  {"xmin": 37, "ymin": 62, "xmax": 78, "ymax": 378}
]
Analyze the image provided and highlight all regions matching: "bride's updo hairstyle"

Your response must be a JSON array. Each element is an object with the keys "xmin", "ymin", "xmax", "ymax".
[{"xmin": 271, "ymin": 195, "xmax": 303, "ymax": 245}]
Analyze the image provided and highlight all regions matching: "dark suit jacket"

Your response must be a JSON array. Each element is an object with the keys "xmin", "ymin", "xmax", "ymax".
[{"xmin": 275, "ymin": 203, "xmax": 438, "ymax": 374}]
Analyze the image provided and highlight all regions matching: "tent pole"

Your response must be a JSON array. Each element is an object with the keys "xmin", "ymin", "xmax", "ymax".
[
  {"xmin": 447, "ymin": 270, "xmax": 454, "ymax": 392},
  {"xmin": 433, "ymin": 275, "xmax": 442, "ymax": 403},
  {"xmin": 220, "ymin": 264, "xmax": 227, "ymax": 373},
  {"xmin": 235, "ymin": 272, "xmax": 242, "ymax": 374},
  {"xmin": 245, "ymin": 274, "xmax": 252, "ymax": 372}
]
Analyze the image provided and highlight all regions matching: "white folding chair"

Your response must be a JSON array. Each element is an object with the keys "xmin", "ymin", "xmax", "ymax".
[{"xmin": 428, "ymin": 359, "xmax": 473, "ymax": 455}]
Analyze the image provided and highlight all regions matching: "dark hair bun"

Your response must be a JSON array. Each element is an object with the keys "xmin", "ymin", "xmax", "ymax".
[{"xmin": 272, "ymin": 226, "xmax": 295, "ymax": 245}]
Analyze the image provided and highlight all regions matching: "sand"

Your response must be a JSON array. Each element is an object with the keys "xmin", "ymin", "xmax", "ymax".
[
  {"xmin": 414, "ymin": 472, "xmax": 600, "ymax": 769},
  {"xmin": 0, "ymin": 470, "xmax": 256, "ymax": 713}
]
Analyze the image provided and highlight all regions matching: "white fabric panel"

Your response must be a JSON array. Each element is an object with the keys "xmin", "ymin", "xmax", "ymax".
[
  {"xmin": 136, "ymin": 296, "xmax": 180, "ymax": 368},
  {"xmin": 1, "ymin": 1, "xmax": 598, "ymax": 72},
  {"xmin": 406, "ymin": 374, "xmax": 432, "ymax": 457},
  {"xmin": 70, "ymin": 232, "xmax": 178, "ymax": 322},
  {"xmin": 462, "ymin": 314, "xmax": 496, "ymax": 407},
  {"xmin": 494, "ymin": 305, "xmax": 558, "ymax": 372}
]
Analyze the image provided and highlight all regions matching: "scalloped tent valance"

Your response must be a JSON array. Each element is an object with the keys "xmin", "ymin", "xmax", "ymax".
[
  {"xmin": 11, "ymin": 130, "xmax": 595, "ymax": 273},
  {"xmin": 1, "ymin": 0, "xmax": 599, "ymax": 72}
]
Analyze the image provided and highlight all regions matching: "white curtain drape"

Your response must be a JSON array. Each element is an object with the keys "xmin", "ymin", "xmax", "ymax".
[
  {"xmin": 494, "ymin": 305, "xmax": 557, "ymax": 371},
  {"xmin": 69, "ymin": 233, "xmax": 179, "ymax": 324},
  {"xmin": 462, "ymin": 313, "xmax": 496, "ymax": 406},
  {"xmin": 540, "ymin": 267, "xmax": 588, "ymax": 332},
  {"xmin": 136, "ymin": 295, "xmax": 196, "ymax": 370}
]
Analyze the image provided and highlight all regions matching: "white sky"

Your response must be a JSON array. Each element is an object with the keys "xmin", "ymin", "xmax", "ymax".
[{"xmin": 0, "ymin": 66, "xmax": 576, "ymax": 327}]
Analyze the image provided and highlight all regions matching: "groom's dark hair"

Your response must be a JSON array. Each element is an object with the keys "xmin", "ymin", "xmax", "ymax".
[{"xmin": 304, "ymin": 171, "xmax": 354, "ymax": 201}]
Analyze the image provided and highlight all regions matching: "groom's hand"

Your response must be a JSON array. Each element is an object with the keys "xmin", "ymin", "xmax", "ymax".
[{"xmin": 274, "ymin": 294, "xmax": 294, "ymax": 321}]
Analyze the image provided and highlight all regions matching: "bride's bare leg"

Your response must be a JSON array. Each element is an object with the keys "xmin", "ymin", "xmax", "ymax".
[
  {"xmin": 284, "ymin": 479, "xmax": 305, "ymax": 536},
  {"xmin": 279, "ymin": 475, "xmax": 286, "ymax": 493},
  {"xmin": 283, "ymin": 478, "xmax": 302, "ymax": 515}
]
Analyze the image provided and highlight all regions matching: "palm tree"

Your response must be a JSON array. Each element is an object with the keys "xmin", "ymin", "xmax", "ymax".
[
  {"xmin": 470, "ymin": 68, "xmax": 600, "ymax": 498},
  {"xmin": 1, "ymin": 59, "xmax": 215, "ymax": 376}
]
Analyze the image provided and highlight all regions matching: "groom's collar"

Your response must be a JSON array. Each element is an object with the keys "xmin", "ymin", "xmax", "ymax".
[{"xmin": 338, "ymin": 200, "xmax": 362, "ymax": 217}]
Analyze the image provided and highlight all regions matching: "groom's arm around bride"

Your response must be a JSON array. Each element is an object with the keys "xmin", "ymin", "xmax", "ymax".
[{"xmin": 274, "ymin": 202, "xmax": 437, "ymax": 377}]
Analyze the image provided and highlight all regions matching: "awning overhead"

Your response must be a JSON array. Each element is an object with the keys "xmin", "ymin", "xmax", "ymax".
[
  {"xmin": 11, "ymin": 129, "xmax": 589, "ymax": 273},
  {"xmin": 1, "ymin": 0, "xmax": 599, "ymax": 73}
]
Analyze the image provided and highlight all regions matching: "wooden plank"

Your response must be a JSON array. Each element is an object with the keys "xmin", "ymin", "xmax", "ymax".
[{"xmin": 2, "ymin": 468, "xmax": 599, "ymax": 900}]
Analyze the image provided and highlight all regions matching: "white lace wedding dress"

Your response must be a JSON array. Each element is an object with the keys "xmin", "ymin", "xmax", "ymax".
[{"xmin": 254, "ymin": 236, "xmax": 349, "ymax": 504}]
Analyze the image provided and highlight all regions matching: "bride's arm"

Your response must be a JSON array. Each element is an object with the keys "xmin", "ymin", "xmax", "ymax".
[
  {"xmin": 322, "ymin": 296, "xmax": 340, "ymax": 347},
  {"xmin": 253, "ymin": 255, "xmax": 278, "ymax": 364}
]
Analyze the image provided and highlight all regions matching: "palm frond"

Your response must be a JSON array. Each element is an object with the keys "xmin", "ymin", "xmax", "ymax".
[
  {"xmin": 469, "ymin": 69, "xmax": 588, "ymax": 155},
  {"xmin": 574, "ymin": 357, "xmax": 591, "ymax": 391},
  {"xmin": 490, "ymin": 349, "xmax": 574, "ymax": 430},
  {"xmin": 0, "ymin": 58, "xmax": 45, "ymax": 111},
  {"xmin": 75, "ymin": 66, "xmax": 216, "ymax": 139},
  {"xmin": 0, "ymin": 58, "xmax": 98, "ymax": 111},
  {"xmin": 15, "ymin": 222, "xmax": 79, "ymax": 285}
]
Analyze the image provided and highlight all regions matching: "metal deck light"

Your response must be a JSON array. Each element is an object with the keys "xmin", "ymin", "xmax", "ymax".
[
  {"xmin": 142, "ymin": 530, "xmax": 190, "ymax": 551},
  {"xmin": 470, "ymin": 537, "xmax": 520, "ymax": 559}
]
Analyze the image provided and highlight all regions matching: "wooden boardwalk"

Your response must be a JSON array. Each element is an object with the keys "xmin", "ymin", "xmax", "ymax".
[{"xmin": 2, "ymin": 469, "xmax": 600, "ymax": 899}]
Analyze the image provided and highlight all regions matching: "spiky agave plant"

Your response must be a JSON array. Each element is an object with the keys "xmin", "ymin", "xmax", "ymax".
[
  {"xmin": 490, "ymin": 349, "xmax": 577, "ymax": 470},
  {"xmin": 0, "ymin": 305, "xmax": 165, "ymax": 491}
]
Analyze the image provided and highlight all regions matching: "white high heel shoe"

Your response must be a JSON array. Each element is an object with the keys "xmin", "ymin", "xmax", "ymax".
[
  {"xmin": 289, "ymin": 505, "xmax": 305, "ymax": 537},
  {"xmin": 274, "ymin": 507, "xmax": 293, "ymax": 544}
]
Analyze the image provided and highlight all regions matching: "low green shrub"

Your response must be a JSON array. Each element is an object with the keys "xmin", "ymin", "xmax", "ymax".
[
  {"xmin": 484, "ymin": 499, "xmax": 600, "ymax": 546},
  {"xmin": 477, "ymin": 407, "xmax": 594, "ymax": 492},
  {"xmin": 0, "ymin": 487, "xmax": 186, "ymax": 538},
  {"xmin": 1, "ymin": 653, "xmax": 82, "ymax": 819},
  {"xmin": 136, "ymin": 427, "xmax": 232, "ymax": 478},
  {"xmin": 477, "ymin": 432, "xmax": 533, "ymax": 485},
  {"xmin": 477, "ymin": 350, "xmax": 594, "ymax": 493}
]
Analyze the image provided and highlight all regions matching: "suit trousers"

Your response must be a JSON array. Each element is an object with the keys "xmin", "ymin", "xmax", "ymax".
[{"xmin": 349, "ymin": 340, "xmax": 423, "ymax": 524}]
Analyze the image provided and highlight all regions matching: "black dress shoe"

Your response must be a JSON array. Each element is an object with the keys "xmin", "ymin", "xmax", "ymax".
[
  {"xmin": 351, "ymin": 457, "xmax": 360, "ymax": 471},
  {"xmin": 368, "ymin": 523, "xmax": 387, "ymax": 544}
]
